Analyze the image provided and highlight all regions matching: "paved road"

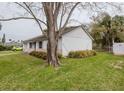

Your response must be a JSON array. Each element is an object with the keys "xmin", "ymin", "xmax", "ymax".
[{"xmin": 0, "ymin": 53, "xmax": 19, "ymax": 57}]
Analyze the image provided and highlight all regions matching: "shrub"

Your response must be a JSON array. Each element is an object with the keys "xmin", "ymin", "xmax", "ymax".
[
  {"xmin": 29, "ymin": 51, "xmax": 47, "ymax": 60},
  {"xmin": 29, "ymin": 51, "xmax": 62, "ymax": 60},
  {"xmin": 58, "ymin": 53, "xmax": 62, "ymax": 59},
  {"xmin": 6, "ymin": 46, "xmax": 13, "ymax": 50},
  {"xmin": 68, "ymin": 50, "xmax": 96, "ymax": 58},
  {"xmin": 0, "ymin": 45, "xmax": 13, "ymax": 51},
  {"xmin": 12, "ymin": 46, "xmax": 23, "ymax": 51},
  {"xmin": 0, "ymin": 45, "xmax": 5, "ymax": 51}
]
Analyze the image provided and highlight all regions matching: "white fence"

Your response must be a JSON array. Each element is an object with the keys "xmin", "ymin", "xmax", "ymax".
[{"xmin": 113, "ymin": 43, "xmax": 124, "ymax": 55}]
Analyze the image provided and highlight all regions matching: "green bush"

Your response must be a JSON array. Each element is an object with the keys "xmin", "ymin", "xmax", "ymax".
[
  {"xmin": 29, "ymin": 51, "xmax": 62, "ymax": 60},
  {"xmin": 58, "ymin": 53, "xmax": 62, "ymax": 59},
  {"xmin": 12, "ymin": 46, "xmax": 23, "ymax": 51},
  {"xmin": 0, "ymin": 45, "xmax": 5, "ymax": 51},
  {"xmin": 29, "ymin": 51, "xmax": 47, "ymax": 60},
  {"xmin": 0, "ymin": 45, "xmax": 13, "ymax": 51},
  {"xmin": 6, "ymin": 46, "xmax": 13, "ymax": 50},
  {"xmin": 68, "ymin": 50, "xmax": 96, "ymax": 58}
]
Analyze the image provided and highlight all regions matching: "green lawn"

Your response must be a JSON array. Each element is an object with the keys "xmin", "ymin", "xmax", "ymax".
[
  {"xmin": 0, "ymin": 51, "xmax": 20, "ymax": 55},
  {"xmin": 0, "ymin": 51, "xmax": 124, "ymax": 90},
  {"xmin": 0, "ymin": 51, "xmax": 15, "ymax": 54}
]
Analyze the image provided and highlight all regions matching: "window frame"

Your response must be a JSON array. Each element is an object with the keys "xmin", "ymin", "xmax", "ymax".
[
  {"xmin": 29, "ymin": 42, "xmax": 32, "ymax": 48},
  {"xmin": 39, "ymin": 41, "xmax": 42, "ymax": 48}
]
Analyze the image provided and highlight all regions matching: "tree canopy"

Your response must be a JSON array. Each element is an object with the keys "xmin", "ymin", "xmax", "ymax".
[{"xmin": 91, "ymin": 12, "xmax": 124, "ymax": 50}]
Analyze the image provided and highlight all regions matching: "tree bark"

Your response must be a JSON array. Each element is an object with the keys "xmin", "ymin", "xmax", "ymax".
[
  {"xmin": 47, "ymin": 27, "xmax": 60, "ymax": 67},
  {"xmin": 47, "ymin": 38, "xmax": 60, "ymax": 67},
  {"xmin": 45, "ymin": 3, "xmax": 60, "ymax": 67}
]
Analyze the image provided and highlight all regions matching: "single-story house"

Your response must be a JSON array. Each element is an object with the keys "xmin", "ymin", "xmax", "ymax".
[{"xmin": 23, "ymin": 26, "xmax": 93, "ymax": 56}]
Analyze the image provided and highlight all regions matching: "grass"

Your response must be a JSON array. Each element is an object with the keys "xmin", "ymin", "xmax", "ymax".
[
  {"xmin": 0, "ymin": 51, "xmax": 20, "ymax": 55},
  {"xmin": 0, "ymin": 51, "xmax": 124, "ymax": 90},
  {"xmin": 0, "ymin": 51, "xmax": 15, "ymax": 54}
]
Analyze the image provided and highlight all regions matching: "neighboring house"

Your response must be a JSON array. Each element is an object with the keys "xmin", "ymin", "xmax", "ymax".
[
  {"xmin": 5, "ymin": 41, "xmax": 23, "ymax": 47},
  {"xmin": 23, "ymin": 26, "xmax": 93, "ymax": 56}
]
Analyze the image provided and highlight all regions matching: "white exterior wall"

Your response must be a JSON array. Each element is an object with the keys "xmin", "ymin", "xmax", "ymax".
[
  {"xmin": 23, "ymin": 42, "xmax": 36, "ymax": 53},
  {"xmin": 58, "ymin": 39, "xmax": 62, "ymax": 53},
  {"xmin": 23, "ymin": 43, "xmax": 30, "ymax": 53},
  {"xmin": 113, "ymin": 43, "xmax": 124, "ymax": 55},
  {"xmin": 23, "ymin": 43, "xmax": 28, "ymax": 52},
  {"xmin": 36, "ymin": 41, "xmax": 39, "ymax": 51},
  {"xmin": 42, "ymin": 39, "xmax": 62, "ymax": 53},
  {"xmin": 62, "ymin": 27, "xmax": 92, "ymax": 56},
  {"xmin": 42, "ymin": 40, "xmax": 48, "ymax": 51}
]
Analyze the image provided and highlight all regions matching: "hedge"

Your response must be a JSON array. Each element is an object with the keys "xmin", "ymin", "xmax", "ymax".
[
  {"xmin": 29, "ymin": 51, "xmax": 62, "ymax": 60},
  {"xmin": 68, "ymin": 50, "xmax": 96, "ymax": 58},
  {"xmin": 0, "ymin": 45, "xmax": 13, "ymax": 51}
]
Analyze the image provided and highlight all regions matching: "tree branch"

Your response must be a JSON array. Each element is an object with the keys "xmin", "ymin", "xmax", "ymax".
[
  {"xmin": 23, "ymin": 2, "xmax": 47, "ymax": 36},
  {"xmin": 15, "ymin": 2, "xmax": 31, "ymax": 14},
  {"xmin": 57, "ymin": 2, "xmax": 80, "ymax": 39},
  {"xmin": 59, "ymin": 3, "xmax": 66, "ymax": 29},
  {"xmin": 0, "ymin": 17, "xmax": 47, "ymax": 26},
  {"xmin": 54, "ymin": 3, "xmax": 62, "ymax": 31}
]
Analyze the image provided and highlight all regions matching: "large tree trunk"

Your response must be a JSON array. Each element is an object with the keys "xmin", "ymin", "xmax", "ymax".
[
  {"xmin": 47, "ymin": 27, "xmax": 60, "ymax": 67},
  {"xmin": 47, "ymin": 38, "xmax": 60, "ymax": 67},
  {"xmin": 43, "ymin": 3, "xmax": 62, "ymax": 67},
  {"xmin": 46, "ymin": 6, "xmax": 60, "ymax": 67}
]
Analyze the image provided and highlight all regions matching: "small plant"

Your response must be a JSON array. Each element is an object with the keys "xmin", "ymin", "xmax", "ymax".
[
  {"xmin": 0, "ymin": 45, "xmax": 6, "ymax": 51},
  {"xmin": 0, "ymin": 45, "xmax": 13, "ymax": 51},
  {"xmin": 68, "ymin": 50, "xmax": 96, "ymax": 58},
  {"xmin": 29, "ymin": 51, "xmax": 62, "ymax": 60},
  {"xmin": 58, "ymin": 53, "xmax": 62, "ymax": 59},
  {"xmin": 12, "ymin": 46, "xmax": 23, "ymax": 51},
  {"xmin": 29, "ymin": 51, "xmax": 47, "ymax": 60}
]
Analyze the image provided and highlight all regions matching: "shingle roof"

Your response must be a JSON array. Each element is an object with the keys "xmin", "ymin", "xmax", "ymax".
[{"xmin": 23, "ymin": 25, "xmax": 93, "ymax": 43}]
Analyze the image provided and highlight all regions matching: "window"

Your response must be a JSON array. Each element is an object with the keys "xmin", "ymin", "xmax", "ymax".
[
  {"xmin": 29, "ymin": 42, "xmax": 32, "ymax": 48},
  {"xmin": 39, "ymin": 41, "xmax": 42, "ymax": 48}
]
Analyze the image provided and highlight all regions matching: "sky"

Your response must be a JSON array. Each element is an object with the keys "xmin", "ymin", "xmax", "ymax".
[
  {"xmin": 0, "ymin": 3, "xmax": 42, "ymax": 42},
  {"xmin": 0, "ymin": 2, "xmax": 123, "ymax": 42}
]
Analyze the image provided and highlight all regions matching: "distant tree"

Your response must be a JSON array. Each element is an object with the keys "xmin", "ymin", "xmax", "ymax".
[
  {"xmin": 111, "ymin": 15, "xmax": 124, "ymax": 42},
  {"xmin": 2, "ymin": 34, "xmax": 6, "ymax": 45},
  {"xmin": 91, "ymin": 13, "xmax": 111, "ymax": 49},
  {"xmin": 91, "ymin": 13, "xmax": 124, "ymax": 51}
]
